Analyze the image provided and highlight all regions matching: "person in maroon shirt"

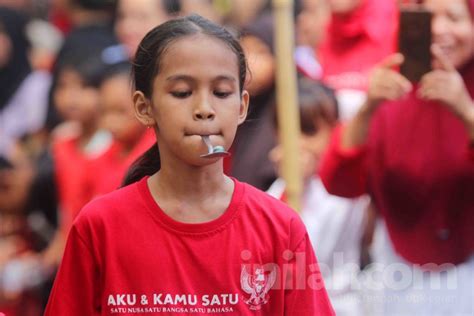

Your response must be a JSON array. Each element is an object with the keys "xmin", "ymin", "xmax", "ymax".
[
  {"xmin": 319, "ymin": 0, "xmax": 474, "ymax": 314},
  {"xmin": 45, "ymin": 14, "xmax": 335, "ymax": 315}
]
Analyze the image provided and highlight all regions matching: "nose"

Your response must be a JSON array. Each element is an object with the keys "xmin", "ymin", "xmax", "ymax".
[{"xmin": 193, "ymin": 96, "xmax": 215, "ymax": 121}]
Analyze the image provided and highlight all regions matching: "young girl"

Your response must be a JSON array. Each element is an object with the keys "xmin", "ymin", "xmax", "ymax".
[{"xmin": 45, "ymin": 15, "xmax": 334, "ymax": 315}]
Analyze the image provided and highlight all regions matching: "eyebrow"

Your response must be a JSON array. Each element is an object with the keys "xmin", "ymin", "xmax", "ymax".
[{"xmin": 166, "ymin": 74, "xmax": 237, "ymax": 83}]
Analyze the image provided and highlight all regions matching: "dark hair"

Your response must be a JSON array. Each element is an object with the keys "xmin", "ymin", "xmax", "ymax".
[
  {"xmin": 0, "ymin": 7, "xmax": 30, "ymax": 111},
  {"xmin": 273, "ymin": 78, "xmax": 339, "ymax": 135},
  {"xmin": 122, "ymin": 14, "xmax": 247, "ymax": 186},
  {"xmin": 71, "ymin": 0, "xmax": 115, "ymax": 11},
  {"xmin": 56, "ymin": 50, "xmax": 110, "ymax": 88},
  {"xmin": 99, "ymin": 61, "xmax": 132, "ymax": 86}
]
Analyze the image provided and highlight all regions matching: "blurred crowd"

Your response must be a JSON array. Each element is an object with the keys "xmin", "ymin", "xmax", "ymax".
[{"xmin": 0, "ymin": 0, "xmax": 473, "ymax": 315}]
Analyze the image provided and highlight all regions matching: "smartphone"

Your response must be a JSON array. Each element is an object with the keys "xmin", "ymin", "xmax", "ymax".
[{"xmin": 398, "ymin": 7, "xmax": 432, "ymax": 82}]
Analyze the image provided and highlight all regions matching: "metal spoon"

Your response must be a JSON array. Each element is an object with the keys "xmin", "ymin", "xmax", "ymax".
[{"xmin": 200, "ymin": 135, "xmax": 230, "ymax": 158}]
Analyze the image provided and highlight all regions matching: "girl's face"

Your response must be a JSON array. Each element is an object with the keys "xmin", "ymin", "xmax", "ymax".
[
  {"xmin": 100, "ymin": 75, "xmax": 144, "ymax": 144},
  {"xmin": 135, "ymin": 34, "xmax": 249, "ymax": 166},
  {"xmin": 240, "ymin": 35, "xmax": 275, "ymax": 96},
  {"xmin": 425, "ymin": 0, "xmax": 474, "ymax": 69},
  {"xmin": 54, "ymin": 69, "xmax": 100, "ymax": 124},
  {"xmin": 115, "ymin": 0, "xmax": 169, "ymax": 57}
]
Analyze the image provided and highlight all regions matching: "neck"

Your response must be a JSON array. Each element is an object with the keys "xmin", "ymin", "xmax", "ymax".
[
  {"xmin": 158, "ymin": 158, "xmax": 228, "ymax": 200},
  {"xmin": 148, "ymin": 153, "xmax": 234, "ymax": 223},
  {"xmin": 78, "ymin": 120, "xmax": 97, "ymax": 147}
]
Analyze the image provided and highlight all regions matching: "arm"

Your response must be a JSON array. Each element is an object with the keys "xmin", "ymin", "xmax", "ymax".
[
  {"xmin": 318, "ymin": 124, "xmax": 369, "ymax": 198},
  {"xmin": 44, "ymin": 224, "xmax": 101, "ymax": 316},
  {"xmin": 319, "ymin": 54, "xmax": 412, "ymax": 197}
]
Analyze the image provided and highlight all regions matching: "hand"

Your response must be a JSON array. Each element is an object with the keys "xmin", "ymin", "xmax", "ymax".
[
  {"xmin": 366, "ymin": 53, "xmax": 413, "ymax": 110},
  {"xmin": 418, "ymin": 45, "xmax": 474, "ymax": 140}
]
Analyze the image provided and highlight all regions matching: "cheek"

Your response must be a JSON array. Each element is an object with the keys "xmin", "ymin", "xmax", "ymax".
[
  {"xmin": 451, "ymin": 24, "xmax": 474, "ymax": 67},
  {"xmin": 82, "ymin": 91, "xmax": 100, "ymax": 112},
  {"xmin": 456, "ymin": 24, "xmax": 474, "ymax": 50},
  {"xmin": 53, "ymin": 89, "xmax": 66, "ymax": 109}
]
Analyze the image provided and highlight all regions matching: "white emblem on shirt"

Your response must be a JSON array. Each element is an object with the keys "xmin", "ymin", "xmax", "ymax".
[{"xmin": 240, "ymin": 266, "xmax": 276, "ymax": 310}]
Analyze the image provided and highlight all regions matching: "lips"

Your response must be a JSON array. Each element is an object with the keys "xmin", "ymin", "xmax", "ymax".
[{"xmin": 184, "ymin": 131, "xmax": 222, "ymax": 137}]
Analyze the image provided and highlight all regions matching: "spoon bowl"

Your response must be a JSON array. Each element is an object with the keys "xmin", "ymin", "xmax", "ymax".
[{"xmin": 200, "ymin": 136, "xmax": 230, "ymax": 158}]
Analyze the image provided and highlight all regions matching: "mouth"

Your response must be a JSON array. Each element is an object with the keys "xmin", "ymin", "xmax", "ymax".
[{"xmin": 184, "ymin": 131, "xmax": 222, "ymax": 137}]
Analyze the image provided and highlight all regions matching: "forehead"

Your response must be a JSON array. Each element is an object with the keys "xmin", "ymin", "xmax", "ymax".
[
  {"xmin": 424, "ymin": 0, "xmax": 470, "ymax": 12},
  {"xmin": 157, "ymin": 34, "xmax": 239, "ymax": 80}
]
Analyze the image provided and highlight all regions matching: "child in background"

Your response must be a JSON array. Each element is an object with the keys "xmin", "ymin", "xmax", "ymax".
[
  {"xmin": 114, "ymin": 0, "xmax": 178, "ymax": 58},
  {"xmin": 45, "ymin": 15, "xmax": 334, "ymax": 315},
  {"xmin": 84, "ymin": 62, "xmax": 155, "ymax": 198},
  {"xmin": 43, "ymin": 50, "xmax": 112, "ymax": 268},
  {"xmin": 267, "ymin": 79, "xmax": 368, "ymax": 316}
]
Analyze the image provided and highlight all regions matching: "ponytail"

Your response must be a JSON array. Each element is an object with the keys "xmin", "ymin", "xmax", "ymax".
[{"xmin": 121, "ymin": 142, "xmax": 161, "ymax": 187}]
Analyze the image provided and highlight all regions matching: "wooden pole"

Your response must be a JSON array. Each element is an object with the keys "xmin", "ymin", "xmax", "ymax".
[{"xmin": 272, "ymin": 0, "xmax": 302, "ymax": 211}]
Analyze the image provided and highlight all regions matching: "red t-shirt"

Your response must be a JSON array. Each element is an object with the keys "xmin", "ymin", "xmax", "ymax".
[
  {"xmin": 45, "ymin": 177, "xmax": 334, "ymax": 316},
  {"xmin": 86, "ymin": 130, "xmax": 155, "ymax": 198},
  {"xmin": 53, "ymin": 136, "xmax": 96, "ymax": 233}
]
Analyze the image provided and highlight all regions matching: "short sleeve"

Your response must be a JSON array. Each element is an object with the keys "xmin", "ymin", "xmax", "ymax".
[
  {"xmin": 44, "ymin": 223, "xmax": 101, "ymax": 315},
  {"xmin": 284, "ymin": 221, "xmax": 335, "ymax": 315}
]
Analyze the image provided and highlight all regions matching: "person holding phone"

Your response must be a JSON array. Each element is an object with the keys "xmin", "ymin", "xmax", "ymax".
[{"xmin": 319, "ymin": 0, "xmax": 474, "ymax": 314}]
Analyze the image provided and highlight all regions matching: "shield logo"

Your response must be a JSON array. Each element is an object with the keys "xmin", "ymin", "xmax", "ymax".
[{"xmin": 240, "ymin": 265, "xmax": 277, "ymax": 310}]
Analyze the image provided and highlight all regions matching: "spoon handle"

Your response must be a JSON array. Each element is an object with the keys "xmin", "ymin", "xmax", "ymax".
[{"xmin": 201, "ymin": 135, "xmax": 214, "ymax": 154}]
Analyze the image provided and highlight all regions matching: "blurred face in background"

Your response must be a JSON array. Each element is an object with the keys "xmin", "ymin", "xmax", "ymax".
[
  {"xmin": 269, "ymin": 117, "xmax": 333, "ymax": 182},
  {"xmin": 100, "ymin": 74, "xmax": 144, "ymax": 145},
  {"xmin": 54, "ymin": 69, "xmax": 100, "ymax": 124},
  {"xmin": 115, "ymin": 0, "xmax": 169, "ymax": 57},
  {"xmin": 297, "ymin": 0, "xmax": 330, "ymax": 47},
  {"xmin": 227, "ymin": 0, "xmax": 267, "ymax": 27},
  {"xmin": 241, "ymin": 35, "xmax": 275, "ymax": 96},
  {"xmin": 180, "ymin": 0, "xmax": 222, "ymax": 23},
  {"xmin": 327, "ymin": 0, "xmax": 362, "ymax": 15},
  {"xmin": 425, "ymin": 0, "xmax": 474, "ymax": 69}
]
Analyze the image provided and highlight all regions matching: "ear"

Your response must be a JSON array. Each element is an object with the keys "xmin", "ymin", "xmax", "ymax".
[
  {"xmin": 133, "ymin": 91, "xmax": 155, "ymax": 127},
  {"xmin": 238, "ymin": 90, "xmax": 250, "ymax": 125}
]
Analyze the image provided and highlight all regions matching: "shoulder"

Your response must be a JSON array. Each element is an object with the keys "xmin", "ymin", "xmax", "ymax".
[
  {"xmin": 73, "ymin": 181, "xmax": 142, "ymax": 229},
  {"xmin": 238, "ymin": 180, "xmax": 308, "ymax": 249}
]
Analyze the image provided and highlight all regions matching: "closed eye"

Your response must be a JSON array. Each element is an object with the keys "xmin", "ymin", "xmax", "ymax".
[
  {"xmin": 171, "ymin": 91, "xmax": 192, "ymax": 98},
  {"xmin": 214, "ymin": 91, "xmax": 232, "ymax": 98}
]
